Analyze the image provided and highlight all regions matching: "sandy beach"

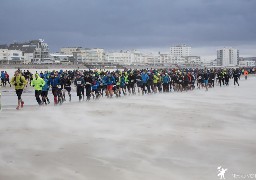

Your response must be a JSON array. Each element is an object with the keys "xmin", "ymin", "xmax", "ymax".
[{"xmin": 0, "ymin": 75, "xmax": 255, "ymax": 180}]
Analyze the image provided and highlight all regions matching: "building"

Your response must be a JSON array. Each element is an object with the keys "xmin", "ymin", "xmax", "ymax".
[
  {"xmin": 217, "ymin": 48, "xmax": 239, "ymax": 66},
  {"xmin": 170, "ymin": 44, "xmax": 191, "ymax": 57},
  {"xmin": 158, "ymin": 53, "xmax": 172, "ymax": 64},
  {"xmin": 50, "ymin": 53, "xmax": 73, "ymax": 64},
  {"xmin": 184, "ymin": 56, "xmax": 202, "ymax": 65},
  {"xmin": 60, "ymin": 47, "xmax": 83, "ymax": 55},
  {"xmin": 5, "ymin": 39, "xmax": 51, "ymax": 64},
  {"xmin": 0, "ymin": 49, "xmax": 24, "ymax": 64},
  {"xmin": 8, "ymin": 50, "xmax": 24, "ymax": 63},
  {"xmin": 32, "ymin": 39, "xmax": 51, "ymax": 64},
  {"xmin": 85, "ymin": 48, "xmax": 105, "ymax": 64},
  {"xmin": 170, "ymin": 56, "xmax": 186, "ymax": 64},
  {"xmin": 239, "ymin": 60, "xmax": 255, "ymax": 67},
  {"xmin": 0, "ymin": 48, "xmax": 9, "ymax": 63},
  {"xmin": 105, "ymin": 50, "xmax": 143, "ymax": 65},
  {"xmin": 106, "ymin": 51, "xmax": 133, "ymax": 64},
  {"xmin": 60, "ymin": 47, "xmax": 105, "ymax": 64}
]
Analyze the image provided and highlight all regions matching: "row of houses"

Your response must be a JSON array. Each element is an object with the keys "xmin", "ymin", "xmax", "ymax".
[
  {"xmin": 58, "ymin": 47, "xmax": 201, "ymax": 66},
  {"xmin": 0, "ymin": 40, "xmax": 202, "ymax": 66},
  {"xmin": 1, "ymin": 39, "xmax": 254, "ymax": 67}
]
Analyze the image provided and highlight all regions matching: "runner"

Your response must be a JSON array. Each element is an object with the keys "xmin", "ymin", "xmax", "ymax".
[
  {"xmin": 10, "ymin": 70, "xmax": 27, "ymax": 110},
  {"xmin": 62, "ymin": 75, "xmax": 72, "ymax": 102},
  {"xmin": 119, "ymin": 73, "xmax": 126, "ymax": 96},
  {"xmin": 31, "ymin": 73, "xmax": 45, "ymax": 105},
  {"xmin": 141, "ymin": 71, "xmax": 149, "ymax": 95},
  {"xmin": 162, "ymin": 73, "xmax": 170, "ymax": 92},
  {"xmin": 1, "ymin": 71, "xmax": 6, "ymax": 87},
  {"xmin": 49, "ymin": 71, "xmax": 61, "ymax": 105},
  {"xmin": 153, "ymin": 73, "xmax": 159, "ymax": 93},
  {"xmin": 233, "ymin": 69, "xmax": 240, "ymax": 86},
  {"xmin": 105, "ymin": 72, "xmax": 115, "ymax": 98},
  {"xmin": 84, "ymin": 73, "xmax": 93, "ymax": 101},
  {"xmin": 244, "ymin": 69, "xmax": 248, "ymax": 80},
  {"xmin": 209, "ymin": 70, "xmax": 215, "ymax": 88},
  {"xmin": 203, "ymin": 70, "xmax": 209, "ymax": 91},
  {"xmin": 41, "ymin": 76, "xmax": 50, "ymax": 105},
  {"xmin": 128, "ymin": 72, "xmax": 136, "ymax": 95},
  {"xmin": 136, "ymin": 72, "xmax": 143, "ymax": 95},
  {"xmin": 74, "ymin": 73, "xmax": 85, "ymax": 102},
  {"xmin": 4, "ymin": 71, "xmax": 11, "ymax": 87},
  {"xmin": 91, "ymin": 76, "xmax": 100, "ymax": 99}
]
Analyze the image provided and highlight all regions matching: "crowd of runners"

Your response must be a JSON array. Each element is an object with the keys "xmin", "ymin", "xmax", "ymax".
[{"xmin": 0, "ymin": 67, "xmax": 254, "ymax": 110}]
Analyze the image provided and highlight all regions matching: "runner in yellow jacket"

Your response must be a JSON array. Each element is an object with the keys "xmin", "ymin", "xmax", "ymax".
[
  {"xmin": 11, "ymin": 70, "xmax": 27, "ymax": 110},
  {"xmin": 31, "ymin": 74, "xmax": 45, "ymax": 105}
]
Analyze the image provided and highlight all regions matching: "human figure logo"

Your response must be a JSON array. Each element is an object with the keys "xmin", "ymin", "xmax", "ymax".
[{"xmin": 217, "ymin": 166, "xmax": 228, "ymax": 179}]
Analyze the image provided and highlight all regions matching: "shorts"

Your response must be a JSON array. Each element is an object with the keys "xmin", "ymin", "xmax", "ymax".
[
  {"xmin": 52, "ymin": 87, "xmax": 58, "ymax": 97},
  {"xmin": 77, "ymin": 86, "xmax": 84, "ymax": 96},
  {"xmin": 92, "ymin": 89, "xmax": 99, "ymax": 94},
  {"xmin": 183, "ymin": 81, "xmax": 188, "ymax": 87},
  {"xmin": 101, "ymin": 85, "xmax": 107, "ymax": 90},
  {"xmin": 204, "ymin": 80, "xmax": 208, "ymax": 85},
  {"xmin": 35, "ymin": 90, "xmax": 42, "ymax": 97},
  {"xmin": 64, "ymin": 87, "xmax": 71, "ymax": 92},
  {"xmin": 107, "ymin": 85, "xmax": 113, "ymax": 91},
  {"xmin": 16, "ymin": 89, "xmax": 23, "ymax": 98},
  {"xmin": 137, "ymin": 83, "xmax": 143, "ymax": 88},
  {"xmin": 41, "ymin": 91, "xmax": 48, "ymax": 97}
]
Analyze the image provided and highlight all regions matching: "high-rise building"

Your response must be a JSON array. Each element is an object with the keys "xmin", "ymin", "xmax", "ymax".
[{"xmin": 217, "ymin": 48, "xmax": 239, "ymax": 66}]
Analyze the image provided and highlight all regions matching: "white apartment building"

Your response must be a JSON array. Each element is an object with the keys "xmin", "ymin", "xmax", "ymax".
[
  {"xmin": 9, "ymin": 50, "xmax": 24, "ymax": 61},
  {"xmin": 159, "ymin": 53, "xmax": 172, "ymax": 64},
  {"xmin": 105, "ymin": 50, "xmax": 143, "ymax": 65},
  {"xmin": 50, "ymin": 53, "xmax": 73, "ymax": 64},
  {"xmin": 130, "ymin": 50, "xmax": 143, "ymax": 64},
  {"xmin": 170, "ymin": 44, "xmax": 191, "ymax": 57},
  {"xmin": 85, "ymin": 48, "xmax": 105, "ymax": 63},
  {"xmin": 239, "ymin": 60, "xmax": 255, "ymax": 67},
  {"xmin": 60, "ymin": 48, "xmax": 105, "ymax": 64},
  {"xmin": 171, "ymin": 56, "xmax": 186, "ymax": 64},
  {"xmin": 217, "ymin": 48, "xmax": 239, "ymax": 66},
  {"xmin": 23, "ymin": 52, "xmax": 34, "ymax": 64},
  {"xmin": 0, "ymin": 49, "xmax": 24, "ymax": 64},
  {"xmin": 184, "ymin": 56, "xmax": 202, "ymax": 65},
  {"xmin": 141, "ymin": 53, "xmax": 160, "ymax": 65},
  {"xmin": 0, "ymin": 49, "xmax": 9, "ymax": 62},
  {"xmin": 106, "ymin": 51, "xmax": 132, "ymax": 64},
  {"xmin": 151, "ymin": 53, "xmax": 199, "ymax": 65},
  {"xmin": 60, "ymin": 47, "xmax": 83, "ymax": 55}
]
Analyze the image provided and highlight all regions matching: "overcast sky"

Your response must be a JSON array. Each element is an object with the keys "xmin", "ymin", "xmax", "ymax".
[{"xmin": 0, "ymin": 0, "xmax": 255, "ymax": 59}]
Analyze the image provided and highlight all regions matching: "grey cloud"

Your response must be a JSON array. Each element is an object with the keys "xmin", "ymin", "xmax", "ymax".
[{"xmin": 0, "ymin": 0, "xmax": 255, "ymax": 55}]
